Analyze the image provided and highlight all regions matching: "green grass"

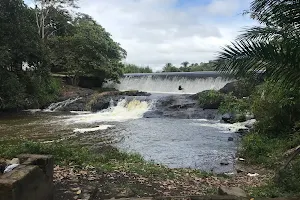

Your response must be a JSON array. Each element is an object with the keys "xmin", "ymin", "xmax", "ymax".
[
  {"xmin": 0, "ymin": 139, "xmax": 212, "ymax": 180},
  {"xmin": 240, "ymin": 132, "xmax": 300, "ymax": 196}
]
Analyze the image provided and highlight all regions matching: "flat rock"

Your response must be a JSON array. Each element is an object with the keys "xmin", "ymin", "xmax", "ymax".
[{"xmin": 218, "ymin": 186, "xmax": 247, "ymax": 198}]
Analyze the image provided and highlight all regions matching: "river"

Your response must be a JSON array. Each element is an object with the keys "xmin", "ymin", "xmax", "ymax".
[{"xmin": 0, "ymin": 72, "xmax": 246, "ymax": 174}]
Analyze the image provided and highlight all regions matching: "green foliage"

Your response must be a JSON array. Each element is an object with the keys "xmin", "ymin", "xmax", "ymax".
[
  {"xmin": 251, "ymin": 81, "xmax": 300, "ymax": 136},
  {"xmin": 198, "ymin": 90, "xmax": 225, "ymax": 109},
  {"xmin": 240, "ymin": 133, "xmax": 281, "ymax": 166},
  {"xmin": 215, "ymin": 0, "xmax": 300, "ymax": 88},
  {"xmin": 247, "ymin": 183, "xmax": 287, "ymax": 198},
  {"xmin": 123, "ymin": 64, "xmax": 153, "ymax": 73},
  {"xmin": 0, "ymin": 140, "xmax": 142, "ymax": 167},
  {"xmin": 219, "ymin": 95, "xmax": 250, "ymax": 115},
  {"xmin": 0, "ymin": 0, "xmax": 60, "ymax": 111},
  {"xmin": 0, "ymin": 71, "xmax": 26, "ymax": 110},
  {"xmin": 278, "ymin": 159, "xmax": 300, "ymax": 193},
  {"xmin": 162, "ymin": 61, "xmax": 216, "ymax": 72},
  {"xmin": 48, "ymin": 14, "xmax": 126, "ymax": 84}
]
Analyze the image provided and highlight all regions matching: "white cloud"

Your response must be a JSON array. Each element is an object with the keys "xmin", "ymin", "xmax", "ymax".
[{"xmin": 77, "ymin": 0, "xmax": 256, "ymax": 71}]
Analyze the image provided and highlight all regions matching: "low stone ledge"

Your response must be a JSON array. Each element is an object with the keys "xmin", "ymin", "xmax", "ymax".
[{"xmin": 0, "ymin": 154, "xmax": 54, "ymax": 200}]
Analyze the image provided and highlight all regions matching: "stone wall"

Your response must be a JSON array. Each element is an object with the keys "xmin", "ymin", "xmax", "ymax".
[{"xmin": 0, "ymin": 154, "xmax": 54, "ymax": 200}]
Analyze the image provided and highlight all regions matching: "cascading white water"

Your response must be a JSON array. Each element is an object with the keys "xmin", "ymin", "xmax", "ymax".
[
  {"xmin": 63, "ymin": 99, "xmax": 152, "ymax": 124},
  {"xmin": 110, "ymin": 76, "xmax": 231, "ymax": 94},
  {"xmin": 44, "ymin": 97, "xmax": 81, "ymax": 112}
]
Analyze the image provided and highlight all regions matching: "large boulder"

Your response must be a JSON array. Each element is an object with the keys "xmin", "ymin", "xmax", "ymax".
[
  {"xmin": 219, "ymin": 80, "xmax": 256, "ymax": 98},
  {"xmin": 144, "ymin": 94, "xmax": 220, "ymax": 119},
  {"xmin": 218, "ymin": 186, "xmax": 248, "ymax": 198}
]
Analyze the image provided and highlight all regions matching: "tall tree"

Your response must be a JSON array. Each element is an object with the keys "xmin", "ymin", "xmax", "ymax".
[
  {"xmin": 33, "ymin": 0, "xmax": 77, "ymax": 39},
  {"xmin": 48, "ymin": 15, "xmax": 127, "ymax": 84}
]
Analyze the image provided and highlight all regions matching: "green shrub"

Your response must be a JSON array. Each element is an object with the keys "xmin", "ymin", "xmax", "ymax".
[
  {"xmin": 240, "ymin": 133, "xmax": 281, "ymax": 166},
  {"xmin": 198, "ymin": 90, "xmax": 225, "ymax": 109},
  {"xmin": 0, "ymin": 71, "xmax": 26, "ymax": 110},
  {"xmin": 277, "ymin": 159, "xmax": 300, "ymax": 193},
  {"xmin": 251, "ymin": 81, "xmax": 300, "ymax": 136},
  {"xmin": 219, "ymin": 94, "xmax": 250, "ymax": 115}
]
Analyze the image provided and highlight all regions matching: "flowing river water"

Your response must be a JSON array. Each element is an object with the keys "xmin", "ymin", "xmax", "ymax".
[{"xmin": 0, "ymin": 72, "xmax": 248, "ymax": 174}]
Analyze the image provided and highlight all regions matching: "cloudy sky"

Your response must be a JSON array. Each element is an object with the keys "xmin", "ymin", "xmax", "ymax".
[{"xmin": 27, "ymin": 0, "xmax": 257, "ymax": 71}]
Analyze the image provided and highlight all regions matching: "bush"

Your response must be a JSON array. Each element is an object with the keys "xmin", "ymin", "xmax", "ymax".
[
  {"xmin": 277, "ymin": 159, "xmax": 300, "ymax": 193},
  {"xmin": 251, "ymin": 81, "xmax": 300, "ymax": 136},
  {"xmin": 0, "ymin": 71, "xmax": 26, "ymax": 110},
  {"xmin": 219, "ymin": 94, "xmax": 250, "ymax": 115},
  {"xmin": 240, "ymin": 133, "xmax": 283, "ymax": 166},
  {"xmin": 198, "ymin": 90, "xmax": 225, "ymax": 109}
]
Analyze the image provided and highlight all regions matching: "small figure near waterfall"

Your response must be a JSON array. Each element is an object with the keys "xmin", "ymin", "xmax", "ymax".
[{"xmin": 178, "ymin": 85, "xmax": 183, "ymax": 91}]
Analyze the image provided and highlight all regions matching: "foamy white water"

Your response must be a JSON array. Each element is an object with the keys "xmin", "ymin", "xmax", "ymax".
[
  {"xmin": 44, "ymin": 97, "xmax": 81, "ymax": 112},
  {"xmin": 64, "ymin": 99, "xmax": 152, "ymax": 124},
  {"xmin": 108, "ymin": 76, "xmax": 231, "ymax": 94},
  {"xmin": 191, "ymin": 119, "xmax": 256, "ymax": 133},
  {"xmin": 73, "ymin": 125, "xmax": 115, "ymax": 133}
]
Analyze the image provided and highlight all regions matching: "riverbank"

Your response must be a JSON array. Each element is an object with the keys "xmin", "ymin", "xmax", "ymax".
[
  {"xmin": 1, "ymin": 83, "xmax": 295, "ymax": 199},
  {"xmin": 0, "ymin": 138, "xmax": 273, "ymax": 199}
]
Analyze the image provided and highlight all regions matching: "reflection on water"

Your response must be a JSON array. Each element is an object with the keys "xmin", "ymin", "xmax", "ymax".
[{"xmin": 115, "ymin": 118, "xmax": 237, "ymax": 173}]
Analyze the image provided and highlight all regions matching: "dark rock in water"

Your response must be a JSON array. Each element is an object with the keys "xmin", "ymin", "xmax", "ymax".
[
  {"xmin": 220, "ymin": 159, "xmax": 230, "ymax": 165},
  {"xmin": 143, "ymin": 110, "xmax": 164, "ymax": 118},
  {"xmin": 222, "ymin": 113, "xmax": 247, "ymax": 124},
  {"xmin": 222, "ymin": 113, "xmax": 234, "ymax": 123},
  {"xmin": 58, "ymin": 90, "xmax": 150, "ymax": 112},
  {"xmin": 147, "ymin": 94, "xmax": 221, "ymax": 119},
  {"xmin": 228, "ymin": 137, "xmax": 234, "ymax": 141},
  {"xmin": 236, "ymin": 128, "xmax": 249, "ymax": 135}
]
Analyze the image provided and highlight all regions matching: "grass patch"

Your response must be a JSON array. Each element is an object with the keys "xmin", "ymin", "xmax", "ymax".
[
  {"xmin": 240, "ymin": 132, "xmax": 300, "ymax": 197},
  {"xmin": 0, "ymin": 139, "xmax": 213, "ymax": 180}
]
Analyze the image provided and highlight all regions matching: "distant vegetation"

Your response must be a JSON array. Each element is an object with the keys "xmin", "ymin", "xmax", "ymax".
[
  {"xmin": 162, "ymin": 61, "xmax": 216, "ymax": 72},
  {"xmin": 123, "ymin": 64, "xmax": 153, "ymax": 73}
]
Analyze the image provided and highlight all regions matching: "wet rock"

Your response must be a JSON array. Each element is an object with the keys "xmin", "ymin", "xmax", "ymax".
[
  {"xmin": 228, "ymin": 137, "xmax": 234, "ymax": 141},
  {"xmin": 235, "ymin": 128, "xmax": 249, "ymax": 135},
  {"xmin": 218, "ymin": 186, "xmax": 247, "ymax": 197},
  {"xmin": 219, "ymin": 80, "xmax": 255, "ymax": 98},
  {"xmin": 150, "ymin": 94, "xmax": 220, "ymax": 120},
  {"xmin": 0, "ymin": 160, "xmax": 7, "ymax": 174},
  {"xmin": 143, "ymin": 110, "xmax": 164, "ymax": 118},
  {"xmin": 221, "ymin": 113, "xmax": 233, "ymax": 123},
  {"xmin": 235, "ymin": 166, "xmax": 245, "ymax": 173},
  {"xmin": 220, "ymin": 159, "xmax": 229, "ymax": 166}
]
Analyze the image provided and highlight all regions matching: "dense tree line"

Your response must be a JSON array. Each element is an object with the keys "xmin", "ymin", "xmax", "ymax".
[
  {"xmin": 162, "ymin": 61, "xmax": 216, "ymax": 72},
  {"xmin": 0, "ymin": 0, "xmax": 126, "ymax": 110}
]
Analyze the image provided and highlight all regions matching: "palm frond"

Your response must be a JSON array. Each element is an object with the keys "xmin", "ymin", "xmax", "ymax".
[
  {"xmin": 237, "ymin": 26, "xmax": 297, "ymax": 42},
  {"xmin": 215, "ymin": 38, "xmax": 300, "ymax": 88},
  {"xmin": 249, "ymin": 0, "xmax": 300, "ymax": 29}
]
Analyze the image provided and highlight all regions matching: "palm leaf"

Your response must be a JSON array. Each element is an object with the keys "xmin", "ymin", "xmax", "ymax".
[{"xmin": 215, "ymin": 38, "xmax": 300, "ymax": 88}]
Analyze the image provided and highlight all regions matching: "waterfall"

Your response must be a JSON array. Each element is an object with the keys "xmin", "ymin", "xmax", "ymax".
[
  {"xmin": 105, "ymin": 73, "xmax": 232, "ymax": 94},
  {"xmin": 44, "ymin": 97, "xmax": 81, "ymax": 112},
  {"xmin": 63, "ymin": 99, "xmax": 153, "ymax": 124}
]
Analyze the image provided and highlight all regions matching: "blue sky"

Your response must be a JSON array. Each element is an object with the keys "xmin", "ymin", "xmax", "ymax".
[{"xmin": 26, "ymin": 0, "xmax": 256, "ymax": 70}]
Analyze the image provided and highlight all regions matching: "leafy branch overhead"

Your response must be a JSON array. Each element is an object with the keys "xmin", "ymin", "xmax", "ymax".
[{"xmin": 215, "ymin": 0, "xmax": 300, "ymax": 88}]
